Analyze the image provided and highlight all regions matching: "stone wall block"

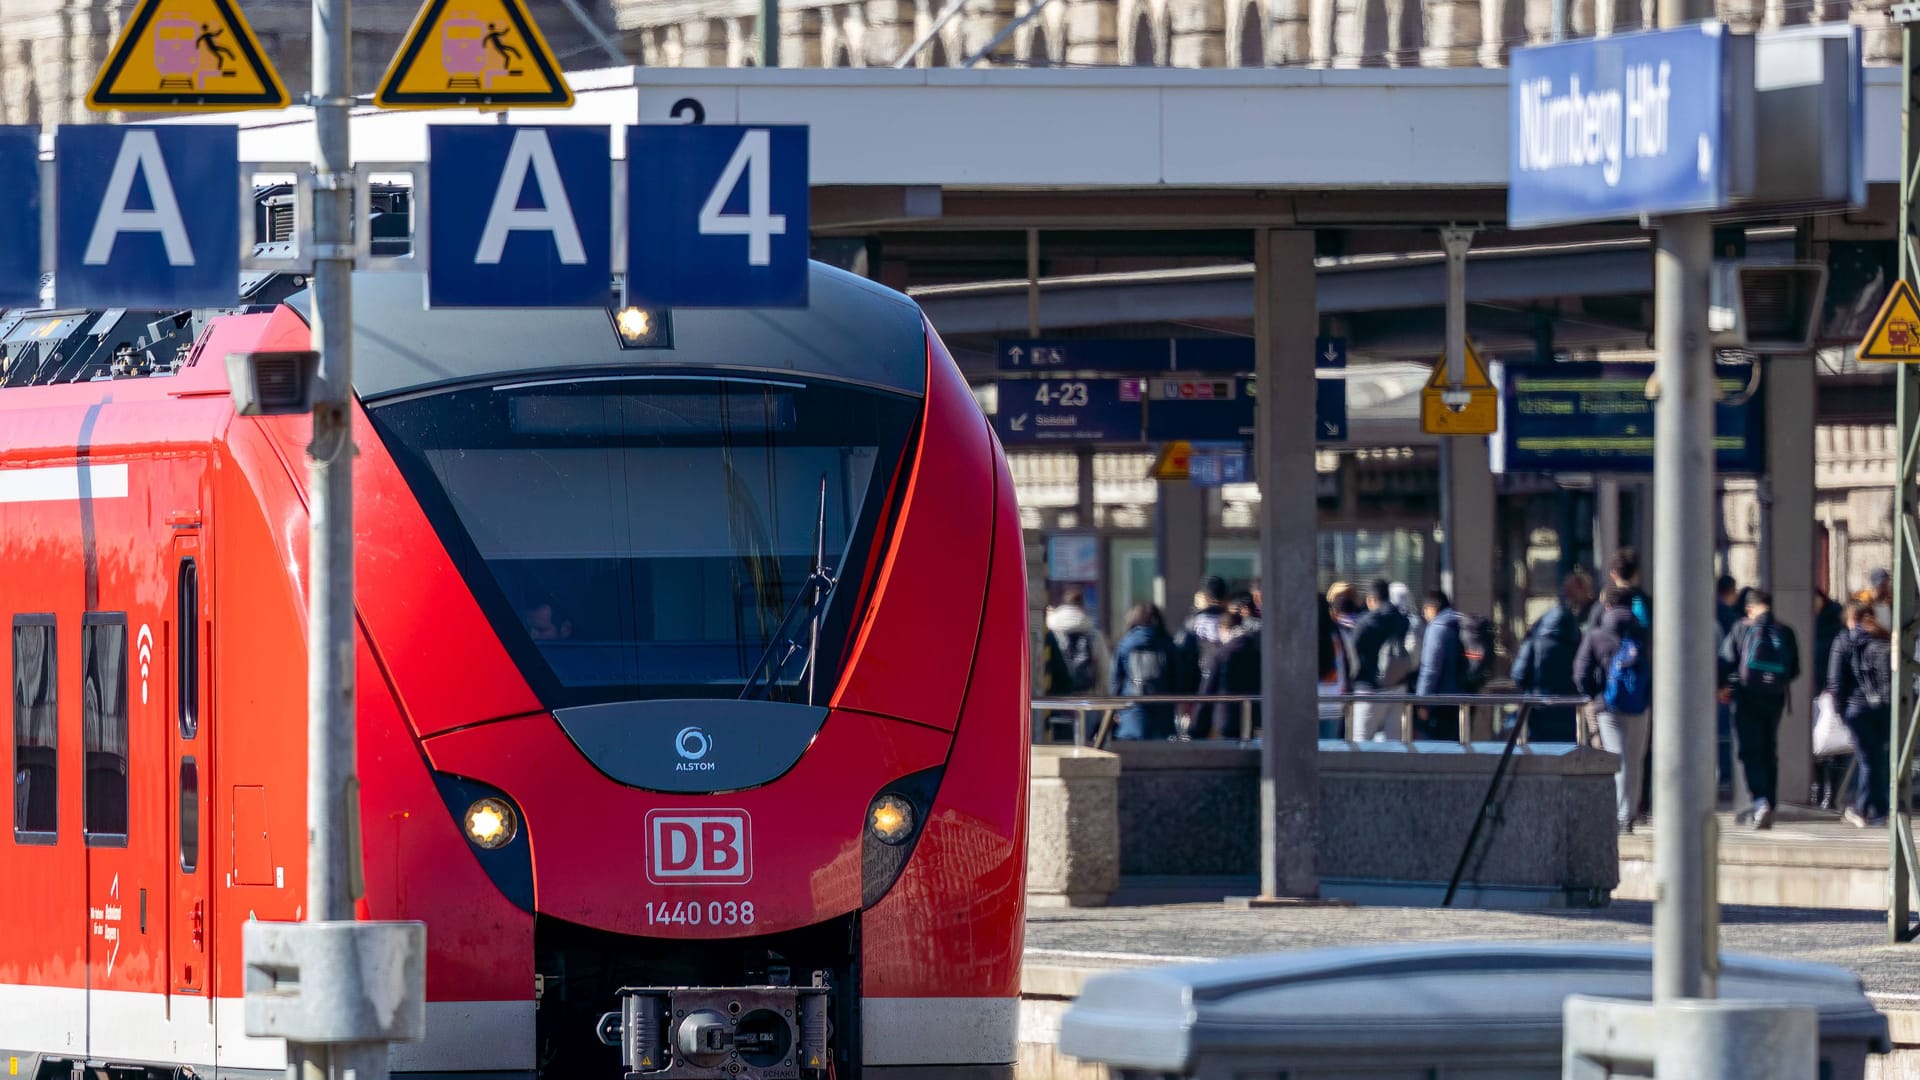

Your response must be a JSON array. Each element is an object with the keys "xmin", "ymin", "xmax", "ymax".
[
  {"xmin": 1421, "ymin": 0, "xmax": 1481, "ymax": 65},
  {"xmin": 1850, "ymin": 488, "xmax": 1896, "ymax": 543},
  {"xmin": 1170, "ymin": 0, "xmax": 1227, "ymax": 33},
  {"xmin": 1027, "ymin": 747, "xmax": 1121, "ymax": 908},
  {"xmin": 961, "ymin": 0, "xmax": 1017, "ymax": 61},
  {"xmin": 1064, "ymin": 0, "xmax": 1119, "ymax": 50},
  {"xmin": 1170, "ymin": 32, "xmax": 1226, "ymax": 63},
  {"xmin": 1268, "ymin": 14, "xmax": 1310, "ymax": 62}
]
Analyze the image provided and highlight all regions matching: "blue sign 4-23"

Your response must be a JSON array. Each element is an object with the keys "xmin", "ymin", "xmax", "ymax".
[{"xmin": 627, "ymin": 125, "xmax": 809, "ymax": 308}]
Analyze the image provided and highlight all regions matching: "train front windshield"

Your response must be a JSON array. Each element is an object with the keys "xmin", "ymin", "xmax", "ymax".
[{"xmin": 368, "ymin": 375, "xmax": 920, "ymax": 707}]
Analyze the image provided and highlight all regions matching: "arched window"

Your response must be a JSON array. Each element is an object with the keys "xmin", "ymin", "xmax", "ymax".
[
  {"xmin": 1028, "ymin": 23, "xmax": 1052, "ymax": 65},
  {"xmin": 1237, "ymin": 0, "xmax": 1264, "ymax": 66},
  {"xmin": 1131, "ymin": 9, "xmax": 1156, "ymax": 65}
]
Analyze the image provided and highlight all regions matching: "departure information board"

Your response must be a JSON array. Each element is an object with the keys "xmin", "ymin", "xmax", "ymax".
[{"xmin": 1493, "ymin": 361, "xmax": 1763, "ymax": 475}]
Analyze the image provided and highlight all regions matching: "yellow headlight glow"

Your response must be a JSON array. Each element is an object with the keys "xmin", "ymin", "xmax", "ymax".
[
  {"xmin": 869, "ymin": 794, "xmax": 915, "ymax": 846},
  {"xmin": 464, "ymin": 797, "xmax": 518, "ymax": 850},
  {"xmin": 615, "ymin": 307, "xmax": 651, "ymax": 340}
]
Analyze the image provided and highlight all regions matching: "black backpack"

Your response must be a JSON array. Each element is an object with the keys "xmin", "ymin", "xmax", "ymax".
[
  {"xmin": 1060, "ymin": 630, "xmax": 1098, "ymax": 693},
  {"xmin": 1739, "ymin": 622, "xmax": 1791, "ymax": 697},
  {"xmin": 1855, "ymin": 637, "xmax": 1894, "ymax": 710},
  {"xmin": 1459, "ymin": 612, "xmax": 1498, "ymax": 691}
]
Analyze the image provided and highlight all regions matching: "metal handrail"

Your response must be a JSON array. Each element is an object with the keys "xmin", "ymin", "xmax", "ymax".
[{"xmin": 1031, "ymin": 692, "xmax": 1593, "ymax": 749}]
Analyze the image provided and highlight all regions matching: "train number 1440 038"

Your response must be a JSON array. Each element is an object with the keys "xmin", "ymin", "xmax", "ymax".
[{"xmin": 646, "ymin": 900, "xmax": 757, "ymax": 927}]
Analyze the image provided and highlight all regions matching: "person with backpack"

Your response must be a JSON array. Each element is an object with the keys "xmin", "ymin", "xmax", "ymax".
[
  {"xmin": 1196, "ymin": 609, "xmax": 1262, "ymax": 738},
  {"xmin": 1169, "ymin": 576, "xmax": 1231, "ymax": 710},
  {"xmin": 1718, "ymin": 588, "xmax": 1803, "ymax": 830},
  {"xmin": 1352, "ymin": 579, "xmax": 1414, "ymax": 741},
  {"xmin": 1573, "ymin": 586, "xmax": 1651, "ymax": 832},
  {"xmin": 1111, "ymin": 603, "xmax": 1178, "ymax": 741},
  {"xmin": 1829, "ymin": 601, "xmax": 1893, "ymax": 827},
  {"xmin": 1045, "ymin": 587, "xmax": 1110, "ymax": 698},
  {"xmin": 1415, "ymin": 587, "xmax": 1472, "ymax": 741},
  {"xmin": 1511, "ymin": 572, "xmax": 1591, "ymax": 742}
]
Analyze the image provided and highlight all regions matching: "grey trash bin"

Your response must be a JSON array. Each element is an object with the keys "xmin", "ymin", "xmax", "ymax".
[{"xmin": 1058, "ymin": 942, "xmax": 1889, "ymax": 1080}]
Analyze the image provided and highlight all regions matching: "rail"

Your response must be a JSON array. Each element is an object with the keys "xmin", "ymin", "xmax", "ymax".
[{"xmin": 1032, "ymin": 692, "xmax": 1593, "ymax": 750}]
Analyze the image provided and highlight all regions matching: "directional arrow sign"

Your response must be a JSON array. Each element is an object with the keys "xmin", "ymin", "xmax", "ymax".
[{"xmin": 1316, "ymin": 336, "xmax": 1347, "ymax": 442}]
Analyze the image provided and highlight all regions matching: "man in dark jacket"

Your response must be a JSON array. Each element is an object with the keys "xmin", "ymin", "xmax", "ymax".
[
  {"xmin": 1170, "ymin": 575, "xmax": 1230, "ymax": 698},
  {"xmin": 1574, "ymin": 587, "xmax": 1650, "ymax": 832},
  {"xmin": 1715, "ymin": 574, "xmax": 1743, "ymax": 792},
  {"xmin": 1415, "ymin": 587, "xmax": 1469, "ymax": 741},
  {"xmin": 1196, "ymin": 611, "xmax": 1261, "ymax": 739},
  {"xmin": 1512, "ymin": 572, "xmax": 1591, "ymax": 742},
  {"xmin": 1718, "ymin": 588, "xmax": 1802, "ymax": 829},
  {"xmin": 1351, "ymin": 579, "xmax": 1413, "ymax": 740}
]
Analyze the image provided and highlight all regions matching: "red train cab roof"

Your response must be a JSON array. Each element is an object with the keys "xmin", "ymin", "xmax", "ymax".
[{"xmin": 281, "ymin": 262, "xmax": 931, "ymax": 403}]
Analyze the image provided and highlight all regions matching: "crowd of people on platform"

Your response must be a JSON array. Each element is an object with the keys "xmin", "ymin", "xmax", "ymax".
[{"xmin": 1039, "ymin": 547, "xmax": 1899, "ymax": 832}]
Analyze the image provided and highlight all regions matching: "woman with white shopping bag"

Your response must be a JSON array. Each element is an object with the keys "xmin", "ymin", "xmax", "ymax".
[{"xmin": 1828, "ymin": 601, "xmax": 1894, "ymax": 827}]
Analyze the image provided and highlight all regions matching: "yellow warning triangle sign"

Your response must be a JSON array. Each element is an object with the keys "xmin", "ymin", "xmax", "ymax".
[
  {"xmin": 86, "ymin": 0, "xmax": 287, "ymax": 112},
  {"xmin": 1857, "ymin": 280, "xmax": 1920, "ymax": 363},
  {"xmin": 1426, "ymin": 339, "xmax": 1495, "ymax": 389},
  {"xmin": 1151, "ymin": 440, "xmax": 1192, "ymax": 481},
  {"xmin": 375, "ymin": 0, "xmax": 573, "ymax": 109}
]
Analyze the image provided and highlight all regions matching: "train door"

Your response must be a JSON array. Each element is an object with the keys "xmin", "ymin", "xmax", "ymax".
[
  {"xmin": 170, "ymin": 534, "xmax": 215, "ymax": 1057},
  {"xmin": 81, "ymin": 603, "xmax": 134, "ymax": 1050}
]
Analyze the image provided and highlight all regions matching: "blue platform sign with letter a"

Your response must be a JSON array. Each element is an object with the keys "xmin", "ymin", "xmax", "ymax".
[
  {"xmin": 0, "ymin": 127, "xmax": 40, "ymax": 307},
  {"xmin": 55, "ymin": 124, "xmax": 238, "ymax": 309},
  {"xmin": 1509, "ymin": 25, "xmax": 1738, "ymax": 229},
  {"xmin": 627, "ymin": 124, "xmax": 808, "ymax": 308},
  {"xmin": 428, "ymin": 125, "xmax": 612, "ymax": 308}
]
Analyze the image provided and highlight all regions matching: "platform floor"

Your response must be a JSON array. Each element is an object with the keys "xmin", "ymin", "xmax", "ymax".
[{"xmin": 1024, "ymin": 897, "xmax": 1920, "ymax": 998}]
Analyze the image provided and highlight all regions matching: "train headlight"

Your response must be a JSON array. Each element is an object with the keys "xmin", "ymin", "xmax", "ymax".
[
  {"xmin": 615, "ymin": 307, "xmax": 650, "ymax": 340},
  {"xmin": 608, "ymin": 305, "xmax": 673, "ymax": 349},
  {"xmin": 868, "ymin": 794, "xmax": 916, "ymax": 846},
  {"xmin": 464, "ymin": 797, "xmax": 518, "ymax": 850}
]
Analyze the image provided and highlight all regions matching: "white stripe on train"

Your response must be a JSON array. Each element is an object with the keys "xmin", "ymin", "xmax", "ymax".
[
  {"xmin": 0, "ymin": 986, "xmax": 1014, "ymax": 1070},
  {"xmin": 0, "ymin": 464, "xmax": 128, "ymax": 503},
  {"xmin": 0, "ymin": 986, "xmax": 533, "ymax": 1072}
]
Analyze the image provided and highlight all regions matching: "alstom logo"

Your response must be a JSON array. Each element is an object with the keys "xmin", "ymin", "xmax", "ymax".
[{"xmin": 646, "ymin": 810, "xmax": 753, "ymax": 885}]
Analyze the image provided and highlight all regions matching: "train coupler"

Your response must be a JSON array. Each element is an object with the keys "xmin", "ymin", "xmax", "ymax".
[{"xmin": 597, "ymin": 979, "xmax": 833, "ymax": 1080}]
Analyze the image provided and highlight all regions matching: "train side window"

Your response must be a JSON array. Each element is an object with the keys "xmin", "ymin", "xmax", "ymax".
[
  {"xmin": 12, "ymin": 615, "xmax": 57, "ymax": 843},
  {"xmin": 82, "ymin": 614, "xmax": 129, "ymax": 846},
  {"xmin": 178, "ymin": 559, "xmax": 198, "ymax": 739},
  {"xmin": 178, "ymin": 757, "xmax": 198, "ymax": 873}
]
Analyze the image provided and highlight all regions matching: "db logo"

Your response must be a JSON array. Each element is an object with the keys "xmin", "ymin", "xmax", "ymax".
[{"xmin": 646, "ymin": 810, "xmax": 752, "ymax": 885}]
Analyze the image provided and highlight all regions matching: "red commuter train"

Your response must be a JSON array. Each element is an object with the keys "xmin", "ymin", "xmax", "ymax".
[{"xmin": 0, "ymin": 262, "xmax": 1029, "ymax": 1080}]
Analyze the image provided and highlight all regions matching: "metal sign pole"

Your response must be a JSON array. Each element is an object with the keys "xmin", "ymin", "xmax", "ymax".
[
  {"xmin": 1890, "ymin": 4, "xmax": 1920, "ymax": 945},
  {"xmin": 1647, "ymin": 0, "xmax": 1719, "ymax": 1007},
  {"xmin": 309, "ymin": 0, "xmax": 357, "ymax": 941},
  {"xmin": 242, "ymin": 0, "xmax": 424, "ymax": 1069}
]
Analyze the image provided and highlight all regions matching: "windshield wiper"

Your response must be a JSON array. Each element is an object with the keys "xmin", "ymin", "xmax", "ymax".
[{"xmin": 739, "ymin": 475, "xmax": 836, "ymax": 704}]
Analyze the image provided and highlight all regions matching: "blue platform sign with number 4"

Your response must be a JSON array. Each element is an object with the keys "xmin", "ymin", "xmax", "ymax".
[{"xmin": 627, "ymin": 124, "xmax": 808, "ymax": 308}]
